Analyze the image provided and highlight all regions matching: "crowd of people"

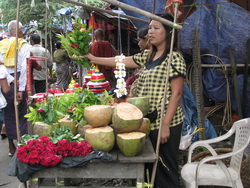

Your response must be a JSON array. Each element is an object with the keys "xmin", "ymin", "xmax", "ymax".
[{"xmin": 1, "ymin": 12, "xmax": 186, "ymax": 188}]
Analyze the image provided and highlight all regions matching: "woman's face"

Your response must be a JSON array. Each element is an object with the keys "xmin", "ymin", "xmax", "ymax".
[
  {"xmin": 148, "ymin": 20, "xmax": 166, "ymax": 47},
  {"xmin": 137, "ymin": 37, "xmax": 148, "ymax": 51}
]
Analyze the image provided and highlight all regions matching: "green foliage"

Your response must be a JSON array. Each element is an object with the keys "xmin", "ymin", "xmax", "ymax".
[
  {"xmin": 57, "ymin": 17, "xmax": 92, "ymax": 68},
  {"xmin": 50, "ymin": 125, "xmax": 84, "ymax": 143},
  {"xmin": 0, "ymin": 0, "xmax": 70, "ymax": 29},
  {"xmin": 20, "ymin": 134, "xmax": 40, "ymax": 144},
  {"xmin": 25, "ymin": 95, "xmax": 64, "ymax": 125},
  {"xmin": 20, "ymin": 126, "xmax": 84, "ymax": 145},
  {"xmin": 25, "ymin": 88, "xmax": 113, "ymax": 125}
]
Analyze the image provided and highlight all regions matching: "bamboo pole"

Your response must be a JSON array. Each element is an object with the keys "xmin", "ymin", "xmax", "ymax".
[
  {"xmin": 14, "ymin": 0, "xmax": 21, "ymax": 144},
  {"xmin": 101, "ymin": 0, "xmax": 182, "ymax": 30},
  {"xmin": 15, "ymin": 3, "xmax": 28, "ymax": 188},
  {"xmin": 62, "ymin": 0, "xmax": 149, "ymax": 24},
  {"xmin": 150, "ymin": 3, "xmax": 180, "ymax": 186},
  {"xmin": 45, "ymin": 2, "xmax": 49, "ymax": 93}
]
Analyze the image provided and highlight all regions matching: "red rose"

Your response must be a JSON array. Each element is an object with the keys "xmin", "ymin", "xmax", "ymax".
[
  {"xmin": 71, "ymin": 43, "xmax": 79, "ymax": 48},
  {"xmin": 37, "ymin": 109, "xmax": 45, "ymax": 113}
]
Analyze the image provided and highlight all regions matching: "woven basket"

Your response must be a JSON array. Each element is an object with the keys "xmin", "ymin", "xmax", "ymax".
[{"xmin": 191, "ymin": 148, "xmax": 250, "ymax": 188}]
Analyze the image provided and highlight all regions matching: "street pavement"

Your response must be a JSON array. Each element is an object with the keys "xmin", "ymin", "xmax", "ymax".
[{"xmin": 0, "ymin": 138, "xmax": 22, "ymax": 188}]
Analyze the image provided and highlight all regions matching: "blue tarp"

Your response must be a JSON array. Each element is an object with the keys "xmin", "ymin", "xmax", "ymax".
[
  {"xmin": 181, "ymin": 83, "xmax": 218, "ymax": 140},
  {"xmin": 180, "ymin": 0, "xmax": 250, "ymax": 105},
  {"xmin": 117, "ymin": 0, "xmax": 165, "ymax": 28}
]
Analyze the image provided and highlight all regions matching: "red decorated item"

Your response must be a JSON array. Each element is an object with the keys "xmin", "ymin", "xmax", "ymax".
[{"xmin": 86, "ymin": 67, "xmax": 111, "ymax": 94}]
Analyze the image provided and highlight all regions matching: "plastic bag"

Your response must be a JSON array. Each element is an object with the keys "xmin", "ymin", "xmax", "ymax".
[
  {"xmin": 179, "ymin": 126, "xmax": 204, "ymax": 150},
  {"xmin": 179, "ymin": 125, "xmax": 193, "ymax": 150}
]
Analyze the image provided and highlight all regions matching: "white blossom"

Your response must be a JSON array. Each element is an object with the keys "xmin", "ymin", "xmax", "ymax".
[{"xmin": 114, "ymin": 54, "xmax": 127, "ymax": 98}]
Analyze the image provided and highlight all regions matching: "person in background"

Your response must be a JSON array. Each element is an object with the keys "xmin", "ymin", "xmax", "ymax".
[
  {"xmin": 0, "ymin": 20, "xmax": 30, "ymax": 156},
  {"xmin": 83, "ymin": 13, "xmax": 186, "ymax": 188},
  {"xmin": 89, "ymin": 29, "xmax": 118, "ymax": 88},
  {"xmin": 0, "ymin": 64, "xmax": 13, "ymax": 140},
  {"xmin": 137, "ymin": 26, "xmax": 150, "ymax": 51},
  {"xmin": 126, "ymin": 26, "xmax": 150, "ymax": 97},
  {"xmin": 30, "ymin": 33, "xmax": 53, "ymax": 93},
  {"xmin": 53, "ymin": 41, "xmax": 71, "ymax": 91}
]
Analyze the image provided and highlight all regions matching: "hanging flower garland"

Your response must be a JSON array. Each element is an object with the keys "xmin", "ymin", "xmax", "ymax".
[{"xmin": 114, "ymin": 54, "xmax": 127, "ymax": 98}]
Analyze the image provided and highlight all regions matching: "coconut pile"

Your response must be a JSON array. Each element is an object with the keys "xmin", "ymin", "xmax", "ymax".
[{"xmin": 79, "ymin": 97, "xmax": 151, "ymax": 157}]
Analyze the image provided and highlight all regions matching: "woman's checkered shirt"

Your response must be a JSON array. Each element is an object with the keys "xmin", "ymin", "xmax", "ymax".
[{"xmin": 133, "ymin": 50, "xmax": 186, "ymax": 130}]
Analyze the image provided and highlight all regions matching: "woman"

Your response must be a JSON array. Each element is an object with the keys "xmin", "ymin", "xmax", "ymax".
[
  {"xmin": 137, "ymin": 26, "xmax": 150, "ymax": 51},
  {"xmin": 83, "ymin": 13, "xmax": 186, "ymax": 188},
  {"xmin": 126, "ymin": 26, "xmax": 150, "ymax": 97},
  {"xmin": 53, "ymin": 41, "xmax": 71, "ymax": 91}
]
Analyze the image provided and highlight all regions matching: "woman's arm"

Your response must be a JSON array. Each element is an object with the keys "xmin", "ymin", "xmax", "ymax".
[
  {"xmin": 83, "ymin": 54, "xmax": 140, "ymax": 69},
  {"xmin": 0, "ymin": 78, "xmax": 10, "ymax": 93},
  {"xmin": 161, "ymin": 76, "xmax": 184, "ymax": 144}
]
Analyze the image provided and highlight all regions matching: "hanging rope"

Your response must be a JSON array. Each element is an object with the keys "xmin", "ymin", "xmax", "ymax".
[
  {"xmin": 117, "ymin": 12, "xmax": 122, "ymax": 54},
  {"xmin": 150, "ymin": 1, "xmax": 180, "ymax": 185}
]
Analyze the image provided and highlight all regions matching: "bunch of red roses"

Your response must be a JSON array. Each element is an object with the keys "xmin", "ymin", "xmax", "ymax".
[{"xmin": 17, "ymin": 136, "xmax": 92, "ymax": 167}]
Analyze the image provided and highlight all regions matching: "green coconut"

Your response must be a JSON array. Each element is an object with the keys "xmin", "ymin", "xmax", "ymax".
[
  {"xmin": 112, "ymin": 102, "xmax": 143, "ymax": 133},
  {"xmin": 126, "ymin": 97, "xmax": 150, "ymax": 116},
  {"xmin": 85, "ymin": 126, "xmax": 115, "ymax": 152},
  {"xmin": 136, "ymin": 118, "xmax": 151, "ymax": 137},
  {"xmin": 58, "ymin": 118, "xmax": 77, "ymax": 135},
  {"xmin": 77, "ymin": 124, "xmax": 92, "ymax": 138},
  {"xmin": 33, "ymin": 122, "xmax": 59, "ymax": 136},
  {"xmin": 117, "ymin": 132, "xmax": 146, "ymax": 157},
  {"xmin": 84, "ymin": 105, "xmax": 113, "ymax": 127}
]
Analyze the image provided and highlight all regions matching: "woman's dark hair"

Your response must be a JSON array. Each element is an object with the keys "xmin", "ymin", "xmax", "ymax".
[
  {"xmin": 55, "ymin": 41, "xmax": 62, "ymax": 49},
  {"xmin": 148, "ymin": 13, "xmax": 179, "ymax": 62},
  {"xmin": 137, "ymin": 26, "xmax": 149, "ymax": 39}
]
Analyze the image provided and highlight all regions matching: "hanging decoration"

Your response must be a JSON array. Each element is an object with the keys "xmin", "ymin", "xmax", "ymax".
[
  {"xmin": 30, "ymin": 0, "xmax": 35, "ymax": 7},
  {"xmin": 114, "ymin": 54, "xmax": 127, "ymax": 98}
]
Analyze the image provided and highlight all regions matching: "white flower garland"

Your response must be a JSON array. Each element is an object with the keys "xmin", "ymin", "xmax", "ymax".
[{"xmin": 114, "ymin": 54, "xmax": 127, "ymax": 98}]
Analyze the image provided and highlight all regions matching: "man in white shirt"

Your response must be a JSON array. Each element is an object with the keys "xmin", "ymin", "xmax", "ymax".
[
  {"xmin": 30, "ymin": 33, "xmax": 53, "ymax": 93},
  {"xmin": 0, "ymin": 20, "xmax": 30, "ymax": 156}
]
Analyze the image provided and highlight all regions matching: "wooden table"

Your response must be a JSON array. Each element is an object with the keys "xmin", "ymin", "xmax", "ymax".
[{"xmin": 28, "ymin": 139, "xmax": 157, "ymax": 188}]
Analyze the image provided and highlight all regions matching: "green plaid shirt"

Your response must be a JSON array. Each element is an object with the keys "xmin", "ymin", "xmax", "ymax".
[{"xmin": 133, "ymin": 50, "xmax": 186, "ymax": 130}]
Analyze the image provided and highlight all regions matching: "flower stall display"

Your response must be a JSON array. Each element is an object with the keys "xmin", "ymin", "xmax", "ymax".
[
  {"xmin": 57, "ymin": 18, "xmax": 92, "ymax": 69},
  {"xmin": 25, "ymin": 88, "xmax": 113, "ymax": 137},
  {"xmin": 17, "ymin": 126, "xmax": 92, "ymax": 167}
]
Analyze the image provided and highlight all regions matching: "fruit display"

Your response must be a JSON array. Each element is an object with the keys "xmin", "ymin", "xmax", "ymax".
[
  {"xmin": 85, "ymin": 126, "xmax": 115, "ymax": 152},
  {"xmin": 116, "ymin": 132, "xmax": 146, "ymax": 157},
  {"xmin": 126, "ymin": 97, "xmax": 150, "ymax": 116},
  {"xmin": 84, "ymin": 105, "xmax": 113, "ymax": 127},
  {"xmin": 112, "ymin": 102, "xmax": 143, "ymax": 133}
]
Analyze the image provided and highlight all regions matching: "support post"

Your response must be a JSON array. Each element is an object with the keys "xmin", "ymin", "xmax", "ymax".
[{"xmin": 192, "ymin": 29, "xmax": 206, "ymax": 140}]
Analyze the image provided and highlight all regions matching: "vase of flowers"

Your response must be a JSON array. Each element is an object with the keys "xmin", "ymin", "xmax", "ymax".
[{"xmin": 57, "ymin": 17, "xmax": 92, "ymax": 69}]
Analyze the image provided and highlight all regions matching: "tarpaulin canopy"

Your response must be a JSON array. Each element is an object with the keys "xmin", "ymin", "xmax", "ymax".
[
  {"xmin": 179, "ymin": 0, "xmax": 250, "ymax": 117},
  {"xmin": 117, "ymin": 0, "xmax": 165, "ymax": 29}
]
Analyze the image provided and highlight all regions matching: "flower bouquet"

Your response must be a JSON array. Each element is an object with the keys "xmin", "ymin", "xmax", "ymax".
[{"xmin": 57, "ymin": 18, "xmax": 92, "ymax": 69}]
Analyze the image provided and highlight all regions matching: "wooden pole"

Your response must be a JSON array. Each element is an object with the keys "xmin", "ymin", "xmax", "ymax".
[
  {"xmin": 101, "ymin": 0, "xmax": 182, "ymax": 30},
  {"xmin": 229, "ymin": 49, "xmax": 243, "ymax": 119},
  {"xmin": 45, "ymin": 2, "xmax": 49, "ymax": 93},
  {"xmin": 62, "ymin": 0, "xmax": 149, "ymax": 24},
  {"xmin": 150, "ymin": 3, "xmax": 180, "ymax": 186},
  {"xmin": 192, "ymin": 29, "xmax": 206, "ymax": 140},
  {"xmin": 14, "ymin": 0, "xmax": 21, "ymax": 144},
  {"xmin": 15, "ymin": 2, "xmax": 28, "ymax": 188}
]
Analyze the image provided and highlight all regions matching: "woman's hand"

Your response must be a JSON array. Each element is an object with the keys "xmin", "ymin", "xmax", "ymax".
[{"xmin": 161, "ymin": 125, "xmax": 170, "ymax": 144}]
